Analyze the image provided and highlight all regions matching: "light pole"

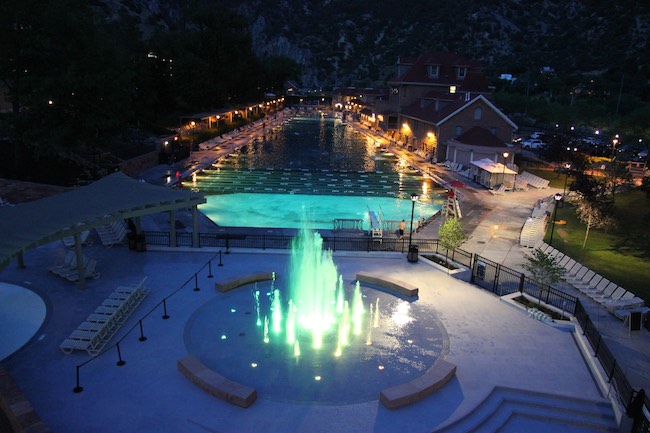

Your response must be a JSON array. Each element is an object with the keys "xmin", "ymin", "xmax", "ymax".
[
  {"xmin": 407, "ymin": 193, "xmax": 419, "ymax": 260},
  {"xmin": 189, "ymin": 121, "xmax": 196, "ymax": 157},
  {"xmin": 502, "ymin": 151, "xmax": 509, "ymax": 186},
  {"xmin": 563, "ymin": 162, "xmax": 571, "ymax": 197},
  {"xmin": 549, "ymin": 192, "xmax": 563, "ymax": 246}
]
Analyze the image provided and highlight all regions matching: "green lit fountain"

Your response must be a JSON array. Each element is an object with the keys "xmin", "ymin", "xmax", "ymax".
[{"xmin": 254, "ymin": 226, "xmax": 372, "ymax": 358}]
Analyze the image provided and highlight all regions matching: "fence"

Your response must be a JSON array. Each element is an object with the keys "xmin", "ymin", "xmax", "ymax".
[
  {"xmin": 72, "ymin": 251, "xmax": 224, "ymax": 393},
  {"xmin": 131, "ymin": 230, "xmax": 650, "ymax": 431},
  {"xmin": 575, "ymin": 301, "xmax": 650, "ymax": 433}
]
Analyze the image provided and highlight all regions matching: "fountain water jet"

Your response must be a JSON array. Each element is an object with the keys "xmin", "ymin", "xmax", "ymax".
[{"xmin": 256, "ymin": 225, "xmax": 367, "ymax": 357}]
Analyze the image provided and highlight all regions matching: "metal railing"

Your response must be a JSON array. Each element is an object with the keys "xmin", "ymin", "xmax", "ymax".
[{"xmin": 139, "ymin": 229, "xmax": 647, "ymax": 430}]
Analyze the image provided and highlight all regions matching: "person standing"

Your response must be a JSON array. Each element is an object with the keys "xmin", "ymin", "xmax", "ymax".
[{"xmin": 399, "ymin": 220, "xmax": 406, "ymax": 240}]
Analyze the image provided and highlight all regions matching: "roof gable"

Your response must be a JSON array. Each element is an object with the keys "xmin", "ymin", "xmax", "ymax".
[{"xmin": 456, "ymin": 127, "xmax": 505, "ymax": 147}]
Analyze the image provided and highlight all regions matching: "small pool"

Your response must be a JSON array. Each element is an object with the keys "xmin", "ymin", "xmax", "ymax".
[
  {"xmin": 184, "ymin": 279, "xmax": 449, "ymax": 404},
  {"xmin": 0, "ymin": 283, "xmax": 46, "ymax": 361}
]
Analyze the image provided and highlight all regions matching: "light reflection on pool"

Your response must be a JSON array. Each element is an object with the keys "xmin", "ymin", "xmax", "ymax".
[{"xmin": 198, "ymin": 193, "xmax": 440, "ymax": 229}]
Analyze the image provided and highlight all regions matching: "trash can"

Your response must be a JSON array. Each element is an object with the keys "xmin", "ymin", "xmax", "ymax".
[
  {"xmin": 407, "ymin": 244, "xmax": 419, "ymax": 263},
  {"xmin": 135, "ymin": 234, "xmax": 147, "ymax": 252}
]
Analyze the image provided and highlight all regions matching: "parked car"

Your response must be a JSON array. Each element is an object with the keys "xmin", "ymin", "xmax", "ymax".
[
  {"xmin": 530, "ymin": 131, "xmax": 545, "ymax": 139},
  {"xmin": 522, "ymin": 139, "xmax": 544, "ymax": 149}
]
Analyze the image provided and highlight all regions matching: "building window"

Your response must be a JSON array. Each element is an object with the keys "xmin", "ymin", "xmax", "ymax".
[
  {"xmin": 457, "ymin": 67, "xmax": 467, "ymax": 79},
  {"xmin": 473, "ymin": 107, "xmax": 482, "ymax": 121},
  {"xmin": 428, "ymin": 65, "xmax": 439, "ymax": 79},
  {"xmin": 455, "ymin": 126, "xmax": 462, "ymax": 137},
  {"xmin": 449, "ymin": 85, "xmax": 457, "ymax": 94}
]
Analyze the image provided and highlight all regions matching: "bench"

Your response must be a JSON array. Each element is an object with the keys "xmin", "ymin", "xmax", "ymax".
[
  {"xmin": 356, "ymin": 272, "xmax": 418, "ymax": 298},
  {"xmin": 379, "ymin": 360, "xmax": 457, "ymax": 409},
  {"xmin": 177, "ymin": 355, "xmax": 257, "ymax": 408},
  {"xmin": 215, "ymin": 272, "xmax": 276, "ymax": 293}
]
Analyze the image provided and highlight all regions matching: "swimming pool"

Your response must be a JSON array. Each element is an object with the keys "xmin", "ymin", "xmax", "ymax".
[{"xmin": 189, "ymin": 117, "xmax": 445, "ymax": 229}]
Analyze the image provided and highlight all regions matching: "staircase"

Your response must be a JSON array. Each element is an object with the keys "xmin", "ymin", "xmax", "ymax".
[{"xmin": 436, "ymin": 386, "xmax": 618, "ymax": 433}]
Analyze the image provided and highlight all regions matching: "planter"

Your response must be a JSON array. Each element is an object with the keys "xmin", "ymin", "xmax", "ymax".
[{"xmin": 421, "ymin": 253, "xmax": 471, "ymax": 282}]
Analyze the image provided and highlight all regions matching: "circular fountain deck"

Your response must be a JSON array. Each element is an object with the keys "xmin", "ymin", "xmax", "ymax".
[{"xmin": 184, "ymin": 278, "xmax": 449, "ymax": 404}]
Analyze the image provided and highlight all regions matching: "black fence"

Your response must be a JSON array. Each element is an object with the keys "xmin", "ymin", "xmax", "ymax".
[
  {"xmin": 575, "ymin": 301, "xmax": 650, "ymax": 433},
  {"xmin": 140, "ymin": 229, "xmax": 648, "ymax": 431}
]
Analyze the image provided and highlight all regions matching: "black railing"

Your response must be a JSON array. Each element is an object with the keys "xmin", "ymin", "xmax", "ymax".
[
  {"xmin": 141, "ymin": 229, "xmax": 649, "ymax": 431},
  {"xmin": 72, "ymin": 251, "xmax": 224, "ymax": 393}
]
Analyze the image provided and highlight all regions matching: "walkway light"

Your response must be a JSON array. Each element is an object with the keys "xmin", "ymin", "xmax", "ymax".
[
  {"xmin": 549, "ymin": 193, "xmax": 563, "ymax": 246},
  {"xmin": 563, "ymin": 163, "xmax": 571, "ymax": 196},
  {"xmin": 407, "ymin": 193, "xmax": 419, "ymax": 260},
  {"xmin": 502, "ymin": 152, "xmax": 509, "ymax": 186}
]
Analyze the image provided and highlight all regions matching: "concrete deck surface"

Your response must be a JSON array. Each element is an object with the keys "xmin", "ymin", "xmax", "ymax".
[{"xmin": 0, "ymin": 242, "xmax": 613, "ymax": 433}]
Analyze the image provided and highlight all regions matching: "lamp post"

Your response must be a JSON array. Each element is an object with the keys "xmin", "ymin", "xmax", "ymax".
[
  {"xmin": 502, "ymin": 152, "xmax": 509, "ymax": 186},
  {"xmin": 549, "ymin": 193, "xmax": 563, "ymax": 246},
  {"xmin": 407, "ymin": 193, "xmax": 419, "ymax": 259},
  {"xmin": 189, "ymin": 121, "xmax": 196, "ymax": 157},
  {"xmin": 563, "ymin": 163, "xmax": 571, "ymax": 197}
]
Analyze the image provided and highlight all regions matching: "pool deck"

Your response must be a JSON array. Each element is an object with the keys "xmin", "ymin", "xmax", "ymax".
[
  {"xmin": 1, "ymin": 111, "xmax": 649, "ymax": 432},
  {"xmin": 0, "ymin": 244, "xmax": 620, "ymax": 433}
]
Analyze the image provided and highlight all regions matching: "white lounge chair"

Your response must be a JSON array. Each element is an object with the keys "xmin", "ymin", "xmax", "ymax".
[{"xmin": 490, "ymin": 184, "xmax": 506, "ymax": 195}]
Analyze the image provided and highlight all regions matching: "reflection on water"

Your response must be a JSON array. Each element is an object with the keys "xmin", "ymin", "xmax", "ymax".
[{"xmin": 190, "ymin": 117, "xmax": 446, "ymax": 228}]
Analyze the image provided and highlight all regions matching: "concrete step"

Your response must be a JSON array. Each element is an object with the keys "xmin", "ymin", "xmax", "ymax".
[{"xmin": 436, "ymin": 387, "xmax": 617, "ymax": 433}]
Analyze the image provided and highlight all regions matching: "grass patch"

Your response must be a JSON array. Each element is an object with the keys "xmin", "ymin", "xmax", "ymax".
[{"xmin": 544, "ymin": 189, "xmax": 650, "ymax": 301}]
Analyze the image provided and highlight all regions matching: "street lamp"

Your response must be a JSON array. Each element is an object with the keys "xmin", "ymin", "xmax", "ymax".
[
  {"xmin": 563, "ymin": 163, "xmax": 571, "ymax": 196},
  {"xmin": 611, "ymin": 138, "xmax": 619, "ymax": 159},
  {"xmin": 502, "ymin": 152, "xmax": 509, "ymax": 186},
  {"xmin": 407, "ymin": 193, "xmax": 419, "ymax": 259},
  {"xmin": 189, "ymin": 121, "xmax": 196, "ymax": 157},
  {"xmin": 549, "ymin": 193, "xmax": 563, "ymax": 246}
]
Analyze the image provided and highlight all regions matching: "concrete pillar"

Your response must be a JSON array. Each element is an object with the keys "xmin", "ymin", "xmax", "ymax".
[
  {"xmin": 169, "ymin": 209, "xmax": 177, "ymax": 247},
  {"xmin": 74, "ymin": 232, "xmax": 85, "ymax": 288},
  {"xmin": 192, "ymin": 206, "xmax": 199, "ymax": 248}
]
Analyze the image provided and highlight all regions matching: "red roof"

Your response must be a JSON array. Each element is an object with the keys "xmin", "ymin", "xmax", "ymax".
[
  {"xmin": 455, "ymin": 126, "xmax": 505, "ymax": 147},
  {"xmin": 401, "ymin": 98, "xmax": 467, "ymax": 124},
  {"xmin": 389, "ymin": 52, "xmax": 491, "ymax": 93}
]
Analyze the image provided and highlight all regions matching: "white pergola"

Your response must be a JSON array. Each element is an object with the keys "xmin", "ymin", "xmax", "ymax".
[{"xmin": 0, "ymin": 172, "xmax": 206, "ymax": 286}]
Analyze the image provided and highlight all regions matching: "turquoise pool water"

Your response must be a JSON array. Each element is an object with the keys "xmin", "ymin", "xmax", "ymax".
[
  {"xmin": 199, "ymin": 193, "xmax": 438, "ymax": 230},
  {"xmin": 190, "ymin": 116, "xmax": 444, "ymax": 228}
]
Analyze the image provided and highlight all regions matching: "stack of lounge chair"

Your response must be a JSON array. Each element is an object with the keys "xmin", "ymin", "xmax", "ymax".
[
  {"xmin": 95, "ymin": 220, "xmax": 127, "ymax": 247},
  {"xmin": 60, "ymin": 277, "xmax": 149, "ymax": 356},
  {"xmin": 48, "ymin": 251, "xmax": 100, "ymax": 282},
  {"xmin": 490, "ymin": 184, "xmax": 507, "ymax": 195},
  {"xmin": 62, "ymin": 230, "xmax": 92, "ymax": 248},
  {"xmin": 516, "ymin": 171, "xmax": 550, "ymax": 189},
  {"xmin": 519, "ymin": 198, "xmax": 554, "ymax": 248}
]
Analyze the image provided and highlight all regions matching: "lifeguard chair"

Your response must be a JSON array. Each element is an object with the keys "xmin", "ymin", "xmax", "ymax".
[
  {"xmin": 368, "ymin": 210, "xmax": 383, "ymax": 243},
  {"xmin": 445, "ymin": 190, "xmax": 462, "ymax": 219}
]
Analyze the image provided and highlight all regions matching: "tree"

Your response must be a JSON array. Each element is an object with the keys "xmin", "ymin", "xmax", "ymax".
[
  {"xmin": 438, "ymin": 217, "xmax": 466, "ymax": 268},
  {"xmin": 522, "ymin": 248, "xmax": 566, "ymax": 287},
  {"xmin": 571, "ymin": 173, "xmax": 616, "ymax": 249}
]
